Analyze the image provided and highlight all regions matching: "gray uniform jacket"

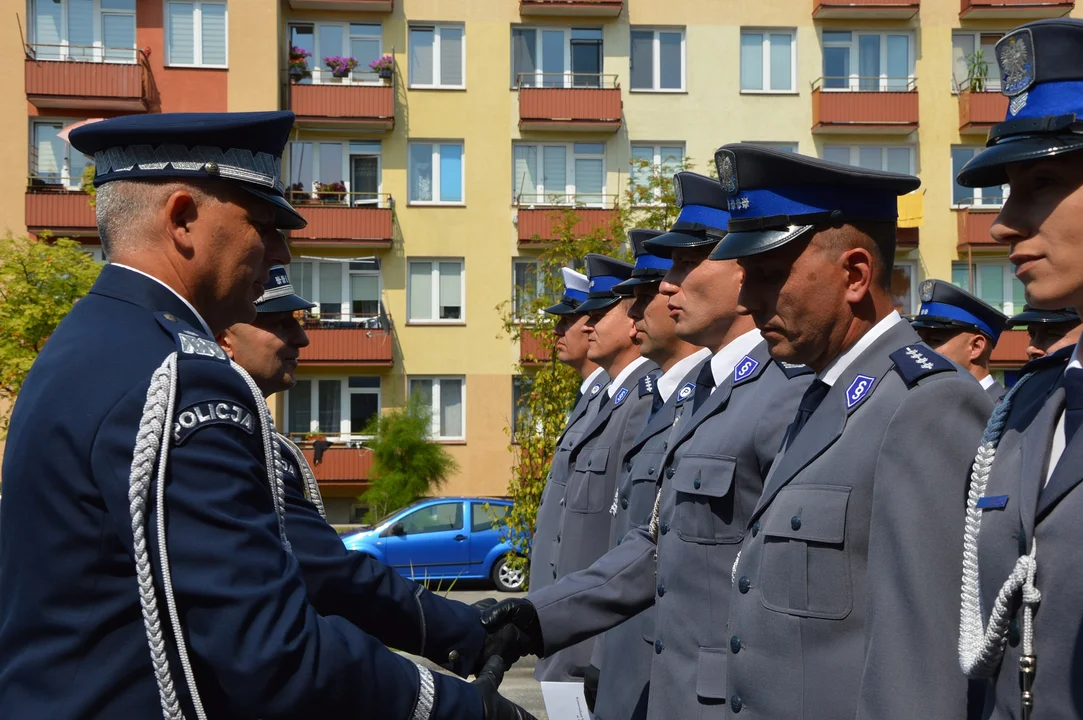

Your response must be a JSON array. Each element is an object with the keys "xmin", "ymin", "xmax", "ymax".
[
  {"xmin": 968, "ymin": 348, "xmax": 1083, "ymax": 720},
  {"xmin": 986, "ymin": 379, "xmax": 1007, "ymax": 402},
  {"xmin": 529, "ymin": 371, "xmax": 609, "ymax": 595},
  {"xmin": 535, "ymin": 359, "xmax": 658, "ymax": 681},
  {"xmin": 726, "ymin": 321, "xmax": 993, "ymax": 720}
]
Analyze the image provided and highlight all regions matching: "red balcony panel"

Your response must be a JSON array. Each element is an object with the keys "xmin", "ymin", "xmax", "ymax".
[
  {"xmin": 813, "ymin": 0, "xmax": 920, "ymax": 18},
  {"xmin": 519, "ymin": 0, "xmax": 623, "ymax": 15},
  {"xmin": 956, "ymin": 208, "xmax": 1001, "ymax": 249},
  {"xmin": 519, "ymin": 87, "xmax": 622, "ymax": 132},
  {"xmin": 520, "ymin": 328, "xmax": 550, "ymax": 365},
  {"xmin": 811, "ymin": 88, "xmax": 919, "ymax": 134},
  {"xmin": 289, "ymin": 84, "xmax": 394, "ymax": 130},
  {"xmin": 299, "ymin": 446, "xmax": 374, "ymax": 482},
  {"xmin": 959, "ymin": 90, "xmax": 1009, "ymax": 134},
  {"xmin": 896, "ymin": 227, "xmax": 919, "ymax": 249},
  {"xmin": 991, "ymin": 329, "xmax": 1030, "ymax": 367},
  {"xmin": 289, "ymin": 0, "xmax": 391, "ymax": 9},
  {"xmin": 299, "ymin": 327, "xmax": 394, "ymax": 366},
  {"xmin": 517, "ymin": 207, "xmax": 620, "ymax": 244},
  {"xmin": 290, "ymin": 206, "xmax": 393, "ymax": 247},
  {"xmin": 961, "ymin": 0, "xmax": 1072, "ymax": 18},
  {"xmin": 25, "ymin": 58, "xmax": 149, "ymax": 112},
  {"xmin": 25, "ymin": 191, "xmax": 98, "ymax": 236}
]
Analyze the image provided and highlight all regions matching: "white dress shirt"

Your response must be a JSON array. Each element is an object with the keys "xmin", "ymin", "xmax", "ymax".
[
  {"xmin": 819, "ymin": 311, "xmax": 904, "ymax": 387},
  {"xmin": 980, "ymin": 375, "xmax": 997, "ymax": 390},
  {"xmin": 580, "ymin": 366, "xmax": 606, "ymax": 396},
  {"xmin": 658, "ymin": 347, "xmax": 712, "ymax": 403},
  {"xmin": 710, "ymin": 329, "xmax": 764, "ymax": 393},
  {"xmin": 111, "ymin": 263, "xmax": 214, "ymax": 337},
  {"xmin": 607, "ymin": 356, "xmax": 651, "ymax": 398}
]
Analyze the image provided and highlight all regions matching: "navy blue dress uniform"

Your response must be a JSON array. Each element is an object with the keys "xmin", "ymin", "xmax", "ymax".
[
  {"xmin": 911, "ymin": 279, "xmax": 1010, "ymax": 400},
  {"xmin": 535, "ymin": 255, "xmax": 659, "ymax": 682},
  {"xmin": 529, "ymin": 267, "xmax": 610, "ymax": 602},
  {"xmin": 0, "ymin": 113, "xmax": 494, "ymax": 719},
  {"xmin": 954, "ymin": 19, "xmax": 1083, "ymax": 720},
  {"xmin": 711, "ymin": 145, "xmax": 993, "ymax": 720}
]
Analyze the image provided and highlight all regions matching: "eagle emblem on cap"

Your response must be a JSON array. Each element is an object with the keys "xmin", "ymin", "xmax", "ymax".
[
  {"xmin": 997, "ymin": 28, "xmax": 1035, "ymax": 98},
  {"xmin": 919, "ymin": 280, "xmax": 935, "ymax": 303},
  {"xmin": 672, "ymin": 173, "xmax": 684, "ymax": 208},
  {"xmin": 716, "ymin": 151, "xmax": 739, "ymax": 195}
]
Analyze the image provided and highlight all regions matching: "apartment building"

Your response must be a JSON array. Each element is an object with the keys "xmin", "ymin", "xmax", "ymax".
[{"xmin": 4, "ymin": 0, "xmax": 1074, "ymax": 522}]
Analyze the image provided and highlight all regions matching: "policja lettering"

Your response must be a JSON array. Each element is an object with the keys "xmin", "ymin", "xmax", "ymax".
[{"xmin": 173, "ymin": 400, "xmax": 255, "ymax": 445}]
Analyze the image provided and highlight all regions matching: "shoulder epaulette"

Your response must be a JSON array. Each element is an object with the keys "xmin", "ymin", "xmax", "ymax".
[
  {"xmin": 776, "ymin": 360, "xmax": 814, "ymax": 379},
  {"xmin": 889, "ymin": 344, "xmax": 957, "ymax": 387},
  {"xmin": 639, "ymin": 372, "xmax": 658, "ymax": 398},
  {"xmin": 155, "ymin": 311, "xmax": 229, "ymax": 362},
  {"xmin": 1020, "ymin": 345, "xmax": 1073, "ymax": 376}
]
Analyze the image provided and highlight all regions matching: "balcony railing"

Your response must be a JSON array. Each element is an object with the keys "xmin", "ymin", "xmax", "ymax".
[
  {"xmin": 519, "ymin": 0, "xmax": 624, "ymax": 16},
  {"xmin": 25, "ymin": 179, "xmax": 98, "ymax": 236},
  {"xmin": 812, "ymin": 0, "xmax": 920, "ymax": 17},
  {"xmin": 287, "ymin": 77, "xmax": 395, "ymax": 130},
  {"xmin": 958, "ymin": 88, "xmax": 1010, "ymax": 133},
  {"xmin": 515, "ymin": 196, "xmax": 620, "ymax": 244},
  {"xmin": 298, "ymin": 309, "xmax": 394, "ymax": 366},
  {"xmin": 288, "ymin": 0, "xmax": 392, "ymax": 10},
  {"xmin": 990, "ymin": 329, "xmax": 1030, "ymax": 368},
  {"xmin": 520, "ymin": 328, "xmax": 549, "ymax": 365},
  {"xmin": 285, "ymin": 446, "xmax": 374, "ymax": 484},
  {"xmin": 25, "ymin": 44, "xmax": 150, "ymax": 112},
  {"xmin": 811, "ymin": 78, "xmax": 919, "ymax": 134},
  {"xmin": 956, "ymin": 206, "xmax": 1002, "ymax": 249},
  {"xmin": 518, "ymin": 73, "xmax": 623, "ymax": 132},
  {"xmin": 960, "ymin": 0, "xmax": 1073, "ymax": 18},
  {"xmin": 287, "ymin": 190, "xmax": 394, "ymax": 247}
]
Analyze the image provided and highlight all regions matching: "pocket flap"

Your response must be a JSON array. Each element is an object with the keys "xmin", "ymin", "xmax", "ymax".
[
  {"xmin": 695, "ymin": 647, "xmax": 727, "ymax": 700},
  {"xmin": 762, "ymin": 485, "xmax": 850, "ymax": 544},
  {"xmin": 671, "ymin": 455, "xmax": 737, "ymax": 498},
  {"xmin": 574, "ymin": 446, "xmax": 610, "ymax": 473},
  {"xmin": 629, "ymin": 450, "xmax": 665, "ymax": 482}
]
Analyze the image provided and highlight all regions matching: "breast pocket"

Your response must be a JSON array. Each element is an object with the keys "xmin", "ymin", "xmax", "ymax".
[
  {"xmin": 567, "ymin": 446, "xmax": 610, "ymax": 514},
  {"xmin": 627, "ymin": 450, "xmax": 664, "ymax": 528},
  {"xmin": 673, "ymin": 455, "xmax": 739, "ymax": 544},
  {"xmin": 759, "ymin": 484, "xmax": 852, "ymax": 620}
]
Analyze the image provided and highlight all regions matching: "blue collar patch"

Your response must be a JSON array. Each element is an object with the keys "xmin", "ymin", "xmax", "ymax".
[
  {"xmin": 733, "ymin": 355, "xmax": 761, "ymax": 384},
  {"xmin": 676, "ymin": 382, "xmax": 696, "ymax": 403},
  {"xmin": 590, "ymin": 383, "xmax": 602, "ymax": 397},
  {"xmin": 613, "ymin": 387, "xmax": 630, "ymax": 406},
  {"xmin": 889, "ymin": 344, "xmax": 957, "ymax": 387},
  {"xmin": 845, "ymin": 374, "xmax": 876, "ymax": 411}
]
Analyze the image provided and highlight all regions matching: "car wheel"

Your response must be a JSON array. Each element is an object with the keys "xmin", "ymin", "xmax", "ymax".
[{"xmin": 490, "ymin": 554, "xmax": 525, "ymax": 592}]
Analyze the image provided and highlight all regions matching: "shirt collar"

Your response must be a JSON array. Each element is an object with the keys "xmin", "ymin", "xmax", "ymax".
[
  {"xmin": 110, "ymin": 263, "xmax": 214, "ymax": 337},
  {"xmin": 580, "ymin": 366, "xmax": 606, "ymax": 395},
  {"xmin": 710, "ymin": 329, "xmax": 764, "ymax": 387},
  {"xmin": 607, "ymin": 356, "xmax": 650, "ymax": 398},
  {"xmin": 819, "ymin": 311, "xmax": 904, "ymax": 387},
  {"xmin": 659, "ymin": 347, "xmax": 712, "ymax": 402},
  {"xmin": 979, "ymin": 374, "xmax": 996, "ymax": 390},
  {"xmin": 1067, "ymin": 340, "xmax": 1083, "ymax": 374}
]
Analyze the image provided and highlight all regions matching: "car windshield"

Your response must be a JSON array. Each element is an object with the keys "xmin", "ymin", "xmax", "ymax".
[{"xmin": 373, "ymin": 500, "xmax": 426, "ymax": 528}]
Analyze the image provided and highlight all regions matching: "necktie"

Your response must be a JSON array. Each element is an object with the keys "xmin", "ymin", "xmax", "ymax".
[
  {"xmin": 574, "ymin": 388, "xmax": 584, "ymax": 407},
  {"xmin": 1063, "ymin": 369, "xmax": 1083, "ymax": 446},
  {"xmin": 692, "ymin": 361, "xmax": 716, "ymax": 414},
  {"xmin": 786, "ymin": 379, "xmax": 830, "ymax": 448},
  {"xmin": 648, "ymin": 385, "xmax": 665, "ymax": 420}
]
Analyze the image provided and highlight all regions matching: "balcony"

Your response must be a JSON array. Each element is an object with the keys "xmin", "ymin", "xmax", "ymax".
[
  {"xmin": 287, "ymin": 81, "xmax": 394, "ymax": 131},
  {"xmin": 25, "ymin": 45, "xmax": 150, "ymax": 112},
  {"xmin": 295, "ymin": 446, "xmax": 374, "ymax": 485},
  {"xmin": 520, "ymin": 328, "xmax": 549, "ymax": 365},
  {"xmin": 25, "ymin": 186, "xmax": 98, "ymax": 236},
  {"xmin": 812, "ymin": 79, "xmax": 919, "ymax": 134},
  {"xmin": 813, "ymin": 0, "xmax": 920, "ymax": 18},
  {"xmin": 958, "ymin": 89, "xmax": 1009, "ymax": 134},
  {"xmin": 515, "ymin": 197, "xmax": 620, "ymax": 245},
  {"xmin": 519, "ymin": 0, "xmax": 623, "ymax": 15},
  {"xmin": 288, "ymin": 191, "xmax": 394, "ymax": 248},
  {"xmin": 991, "ymin": 330, "xmax": 1030, "ymax": 368},
  {"xmin": 960, "ymin": 0, "xmax": 1073, "ymax": 18},
  {"xmin": 299, "ymin": 312, "xmax": 394, "ymax": 367},
  {"xmin": 956, "ymin": 206, "xmax": 1002, "ymax": 249},
  {"xmin": 289, "ymin": 0, "xmax": 392, "ymax": 9},
  {"xmin": 518, "ymin": 74, "xmax": 623, "ymax": 132}
]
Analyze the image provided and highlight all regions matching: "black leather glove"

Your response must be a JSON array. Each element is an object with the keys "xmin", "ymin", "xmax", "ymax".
[
  {"xmin": 480, "ymin": 598, "xmax": 544, "ymax": 658},
  {"xmin": 472, "ymin": 597, "xmax": 499, "ymax": 611},
  {"xmin": 472, "ymin": 655, "xmax": 539, "ymax": 720},
  {"xmin": 583, "ymin": 663, "xmax": 600, "ymax": 713}
]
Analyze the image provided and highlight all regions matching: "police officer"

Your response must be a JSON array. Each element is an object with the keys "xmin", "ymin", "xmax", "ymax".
[
  {"xmin": 1008, "ymin": 305, "xmax": 1081, "ymax": 360},
  {"xmin": 954, "ymin": 19, "xmax": 1083, "ymax": 720},
  {"xmin": 911, "ymin": 279, "xmax": 1010, "ymax": 400},
  {"xmin": 0, "ymin": 112, "xmax": 531, "ymax": 719},
  {"xmin": 711, "ymin": 144, "xmax": 992, "ymax": 720}
]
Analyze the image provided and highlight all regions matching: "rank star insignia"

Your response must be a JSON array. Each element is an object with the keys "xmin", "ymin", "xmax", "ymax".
[
  {"xmin": 716, "ymin": 150, "xmax": 739, "ymax": 194},
  {"xmin": 905, "ymin": 346, "xmax": 935, "ymax": 371},
  {"xmin": 919, "ymin": 280, "xmax": 935, "ymax": 303},
  {"xmin": 997, "ymin": 29, "xmax": 1035, "ymax": 97},
  {"xmin": 179, "ymin": 330, "xmax": 227, "ymax": 360}
]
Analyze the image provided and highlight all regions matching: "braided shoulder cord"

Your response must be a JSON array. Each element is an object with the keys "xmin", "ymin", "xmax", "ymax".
[
  {"xmin": 647, "ymin": 485, "xmax": 663, "ymax": 543},
  {"xmin": 959, "ymin": 373, "xmax": 1041, "ymax": 678},
  {"xmin": 279, "ymin": 434, "xmax": 327, "ymax": 520}
]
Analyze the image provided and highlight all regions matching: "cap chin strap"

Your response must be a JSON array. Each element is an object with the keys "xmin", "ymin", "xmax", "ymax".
[{"xmin": 987, "ymin": 112, "xmax": 1083, "ymax": 145}]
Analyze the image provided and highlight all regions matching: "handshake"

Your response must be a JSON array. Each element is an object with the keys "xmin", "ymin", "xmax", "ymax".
[{"xmin": 466, "ymin": 597, "xmax": 546, "ymax": 720}]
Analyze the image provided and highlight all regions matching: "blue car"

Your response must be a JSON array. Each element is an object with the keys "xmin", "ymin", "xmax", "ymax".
[{"xmin": 342, "ymin": 497, "xmax": 526, "ymax": 592}]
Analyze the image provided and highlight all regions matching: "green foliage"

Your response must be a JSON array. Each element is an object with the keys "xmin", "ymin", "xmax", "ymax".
[
  {"xmin": 965, "ymin": 49, "xmax": 990, "ymax": 93},
  {"xmin": 620, "ymin": 154, "xmax": 696, "ymax": 232},
  {"xmin": 81, "ymin": 165, "xmax": 97, "ymax": 208},
  {"xmin": 0, "ymin": 233, "xmax": 101, "ymax": 433},
  {"xmin": 358, "ymin": 396, "xmax": 458, "ymax": 523}
]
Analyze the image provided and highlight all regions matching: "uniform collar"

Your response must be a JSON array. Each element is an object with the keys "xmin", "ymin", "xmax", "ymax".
[
  {"xmin": 659, "ymin": 347, "xmax": 712, "ymax": 402},
  {"xmin": 819, "ymin": 311, "xmax": 904, "ymax": 387},
  {"xmin": 607, "ymin": 356, "xmax": 650, "ymax": 398},
  {"xmin": 979, "ymin": 374, "xmax": 997, "ymax": 390},
  {"xmin": 710, "ymin": 328, "xmax": 764, "ymax": 387},
  {"xmin": 1067, "ymin": 339, "xmax": 1083, "ymax": 374},
  {"xmin": 110, "ymin": 263, "xmax": 214, "ymax": 337},
  {"xmin": 580, "ymin": 365, "xmax": 606, "ymax": 395}
]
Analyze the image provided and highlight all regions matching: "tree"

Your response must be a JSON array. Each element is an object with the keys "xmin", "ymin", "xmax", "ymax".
[
  {"xmin": 358, "ymin": 396, "xmax": 458, "ymax": 522},
  {"xmin": 0, "ymin": 233, "xmax": 101, "ymax": 433}
]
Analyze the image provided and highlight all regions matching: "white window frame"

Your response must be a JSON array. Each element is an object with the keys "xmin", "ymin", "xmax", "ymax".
[
  {"xmin": 511, "ymin": 26, "xmax": 605, "ymax": 89},
  {"xmin": 409, "ymin": 376, "xmax": 466, "ymax": 441},
  {"xmin": 630, "ymin": 143, "xmax": 685, "ymax": 204},
  {"xmin": 822, "ymin": 144, "xmax": 915, "ymax": 174},
  {"xmin": 891, "ymin": 260, "xmax": 918, "ymax": 315},
  {"xmin": 951, "ymin": 31, "xmax": 1003, "ymax": 93},
  {"xmin": 84, "ymin": 246, "xmax": 107, "ymax": 263},
  {"xmin": 407, "ymin": 258, "xmax": 466, "ymax": 324},
  {"xmin": 286, "ymin": 376, "xmax": 382, "ymax": 442},
  {"xmin": 165, "ymin": 0, "xmax": 228, "ymax": 69},
  {"xmin": 629, "ymin": 27, "xmax": 686, "ymax": 93},
  {"xmin": 29, "ymin": 0, "xmax": 138, "ymax": 63},
  {"xmin": 512, "ymin": 142, "xmax": 607, "ymax": 207},
  {"xmin": 30, "ymin": 118, "xmax": 92, "ymax": 190},
  {"xmin": 952, "ymin": 258, "xmax": 1025, "ymax": 316},
  {"xmin": 739, "ymin": 28, "xmax": 797, "ymax": 94},
  {"xmin": 291, "ymin": 259, "xmax": 383, "ymax": 324},
  {"xmin": 951, "ymin": 146, "xmax": 1008, "ymax": 209},
  {"xmin": 821, "ymin": 30, "xmax": 915, "ymax": 92},
  {"xmin": 408, "ymin": 141, "xmax": 465, "ymax": 206},
  {"xmin": 287, "ymin": 21, "xmax": 383, "ymax": 86},
  {"xmin": 288, "ymin": 141, "xmax": 383, "ymax": 206},
  {"xmin": 512, "ymin": 258, "xmax": 546, "ymax": 321},
  {"xmin": 408, "ymin": 23, "xmax": 466, "ymax": 90}
]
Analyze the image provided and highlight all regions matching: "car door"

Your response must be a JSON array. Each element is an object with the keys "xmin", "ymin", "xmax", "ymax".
[
  {"xmin": 469, "ymin": 502, "xmax": 511, "ymax": 568},
  {"xmin": 383, "ymin": 501, "xmax": 470, "ymax": 580}
]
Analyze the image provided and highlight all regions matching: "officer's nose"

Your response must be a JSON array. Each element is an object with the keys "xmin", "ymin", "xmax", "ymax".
[
  {"xmin": 266, "ymin": 229, "xmax": 292, "ymax": 268},
  {"xmin": 291, "ymin": 317, "xmax": 310, "ymax": 349}
]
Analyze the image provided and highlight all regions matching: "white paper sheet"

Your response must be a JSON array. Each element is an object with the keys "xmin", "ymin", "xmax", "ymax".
[{"xmin": 540, "ymin": 681, "xmax": 593, "ymax": 720}]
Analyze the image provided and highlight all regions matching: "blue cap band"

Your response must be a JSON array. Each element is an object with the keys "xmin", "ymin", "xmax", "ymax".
[
  {"xmin": 919, "ymin": 301, "xmax": 1001, "ymax": 341},
  {"xmin": 726, "ymin": 185, "xmax": 899, "ymax": 222},
  {"xmin": 563, "ymin": 288, "xmax": 588, "ymax": 303},
  {"xmin": 588, "ymin": 275, "xmax": 623, "ymax": 294},
  {"xmin": 675, "ymin": 204, "xmax": 732, "ymax": 231},
  {"xmin": 634, "ymin": 254, "xmax": 672, "ymax": 274},
  {"xmin": 1005, "ymin": 80, "xmax": 1083, "ymax": 121}
]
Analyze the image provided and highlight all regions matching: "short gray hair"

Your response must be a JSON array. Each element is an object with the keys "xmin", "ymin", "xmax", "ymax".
[{"xmin": 96, "ymin": 180, "xmax": 211, "ymax": 258}]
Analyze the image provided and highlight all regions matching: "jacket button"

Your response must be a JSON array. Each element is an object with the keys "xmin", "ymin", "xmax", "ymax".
[
  {"xmin": 730, "ymin": 635, "xmax": 741, "ymax": 654},
  {"xmin": 648, "ymin": 466, "xmax": 655, "ymax": 474},
  {"xmin": 731, "ymin": 695, "xmax": 743, "ymax": 713},
  {"xmin": 693, "ymin": 478, "xmax": 701, "ymax": 489},
  {"xmin": 654, "ymin": 639, "xmax": 664, "ymax": 654},
  {"xmin": 587, "ymin": 459, "xmax": 593, "ymax": 467},
  {"xmin": 448, "ymin": 650, "xmax": 460, "ymax": 662},
  {"xmin": 625, "ymin": 461, "xmax": 632, "ymax": 472},
  {"xmin": 657, "ymin": 583, "xmax": 665, "ymax": 597},
  {"xmin": 791, "ymin": 515, "xmax": 801, "ymax": 531},
  {"xmin": 660, "ymin": 522, "xmax": 670, "ymax": 535},
  {"xmin": 663, "ymin": 441, "xmax": 668, "ymax": 451},
  {"xmin": 621, "ymin": 498, "xmax": 629, "ymax": 509},
  {"xmin": 559, "ymin": 498, "xmax": 565, "ymax": 507},
  {"xmin": 617, "ymin": 536, "xmax": 623, "ymax": 545},
  {"xmin": 751, "ymin": 521, "xmax": 760, "ymax": 538},
  {"xmin": 666, "ymin": 467, "xmax": 675, "ymax": 479},
  {"xmin": 738, "ymin": 576, "xmax": 751, "ymax": 594}
]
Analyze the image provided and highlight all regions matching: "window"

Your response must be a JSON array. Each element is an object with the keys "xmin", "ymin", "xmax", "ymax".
[
  {"xmin": 891, "ymin": 263, "xmax": 917, "ymax": 315},
  {"xmin": 410, "ymin": 377, "xmax": 466, "ymax": 440},
  {"xmin": 472, "ymin": 502, "xmax": 510, "ymax": 533},
  {"xmin": 822, "ymin": 31, "xmax": 913, "ymax": 91},
  {"xmin": 409, "ymin": 24, "xmax": 464, "ymax": 88},
  {"xmin": 511, "ymin": 27, "xmax": 603, "ymax": 88},
  {"xmin": 288, "ymin": 23, "xmax": 382, "ymax": 84},
  {"xmin": 513, "ymin": 259, "xmax": 545, "ymax": 319},
  {"xmin": 30, "ymin": 0, "xmax": 137, "ymax": 62},
  {"xmin": 630, "ymin": 144, "xmax": 684, "ymax": 203},
  {"xmin": 630, "ymin": 28, "xmax": 684, "ymax": 91},
  {"xmin": 951, "ymin": 147, "xmax": 1008, "ymax": 208},
  {"xmin": 400, "ymin": 502, "xmax": 464, "ymax": 535},
  {"xmin": 290, "ymin": 259, "xmax": 382, "ymax": 323},
  {"xmin": 952, "ymin": 261, "xmax": 1026, "ymax": 315},
  {"xmin": 409, "ymin": 142, "xmax": 464, "ymax": 204},
  {"xmin": 822, "ymin": 145, "xmax": 914, "ymax": 174},
  {"xmin": 286, "ymin": 376, "xmax": 382, "ymax": 440},
  {"xmin": 952, "ymin": 32, "xmax": 1002, "ymax": 92},
  {"xmin": 167, "ymin": 1, "xmax": 227, "ymax": 67},
  {"xmin": 512, "ymin": 375, "xmax": 536, "ymax": 438},
  {"xmin": 512, "ymin": 142, "xmax": 605, "ymax": 206},
  {"xmin": 289, "ymin": 141, "xmax": 382, "ymax": 205},
  {"xmin": 740, "ymin": 29, "xmax": 795, "ymax": 93},
  {"xmin": 408, "ymin": 259, "xmax": 464, "ymax": 322},
  {"xmin": 31, "ymin": 120, "xmax": 92, "ymax": 189}
]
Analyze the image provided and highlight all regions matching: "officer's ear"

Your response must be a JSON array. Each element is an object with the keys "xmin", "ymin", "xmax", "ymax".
[
  {"xmin": 970, "ymin": 332, "xmax": 990, "ymax": 363},
  {"xmin": 164, "ymin": 187, "xmax": 202, "ymax": 254},
  {"xmin": 216, "ymin": 329, "xmax": 237, "ymax": 360}
]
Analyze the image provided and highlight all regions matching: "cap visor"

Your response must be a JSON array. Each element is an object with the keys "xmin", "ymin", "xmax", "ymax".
[
  {"xmin": 709, "ymin": 226, "xmax": 815, "ymax": 261},
  {"xmin": 910, "ymin": 316, "xmax": 970, "ymax": 332},
  {"xmin": 642, "ymin": 229, "xmax": 718, "ymax": 259},
  {"xmin": 544, "ymin": 301, "xmax": 580, "ymax": 316},
  {"xmin": 612, "ymin": 276, "xmax": 660, "ymax": 296},
  {"xmin": 577, "ymin": 296, "xmax": 621, "ymax": 313},
  {"xmin": 241, "ymin": 186, "xmax": 308, "ymax": 230},
  {"xmin": 957, "ymin": 135, "xmax": 1083, "ymax": 189},
  {"xmin": 1009, "ymin": 309, "xmax": 1080, "ymax": 326},
  {"xmin": 257, "ymin": 294, "xmax": 316, "ymax": 313}
]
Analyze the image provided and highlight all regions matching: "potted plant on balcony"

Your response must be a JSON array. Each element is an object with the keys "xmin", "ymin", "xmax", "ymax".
[
  {"xmin": 324, "ymin": 55, "xmax": 359, "ymax": 79},
  {"xmin": 288, "ymin": 182, "xmax": 312, "ymax": 205},
  {"xmin": 315, "ymin": 181, "xmax": 347, "ymax": 204},
  {"xmin": 369, "ymin": 54, "xmax": 394, "ymax": 80},
  {"xmin": 288, "ymin": 45, "xmax": 312, "ymax": 82},
  {"xmin": 965, "ymin": 48, "xmax": 990, "ymax": 93}
]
